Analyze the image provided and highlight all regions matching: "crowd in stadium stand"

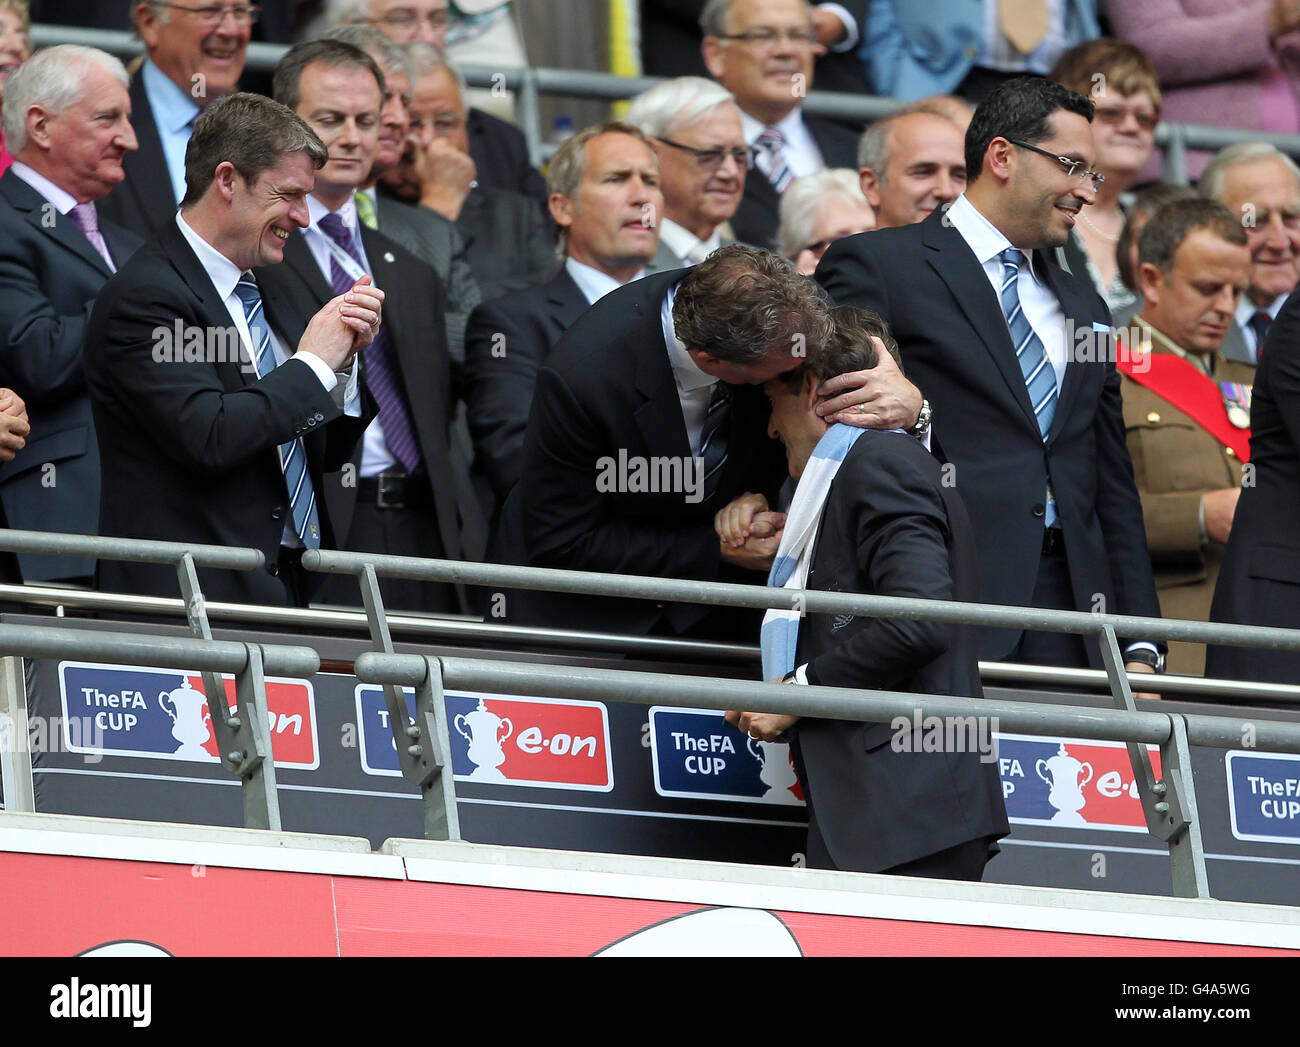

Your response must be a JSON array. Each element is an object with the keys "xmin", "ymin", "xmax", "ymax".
[{"xmin": 3, "ymin": 0, "xmax": 1300, "ymax": 712}]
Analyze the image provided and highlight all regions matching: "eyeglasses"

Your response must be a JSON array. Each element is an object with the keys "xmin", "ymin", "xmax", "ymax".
[
  {"xmin": 153, "ymin": 2, "xmax": 260, "ymax": 26},
  {"xmin": 655, "ymin": 137, "xmax": 748, "ymax": 171},
  {"xmin": 1006, "ymin": 139, "xmax": 1106, "ymax": 192},
  {"xmin": 1093, "ymin": 106, "xmax": 1159, "ymax": 131},
  {"xmin": 716, "ymin": 27, "xmax": 815, "ymax": 47},
  {"xmin": 369, "ymin": 9, "xmax": 451, "ymax": 33}
]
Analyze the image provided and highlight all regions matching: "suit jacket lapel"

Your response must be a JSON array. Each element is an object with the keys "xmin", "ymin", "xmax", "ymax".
[
  {"xmin": 122, "ymin": 75, "xmax": 175, "ymax": 237},
  {"xmin": 630, "ymin": 287, "xmax": 692, "ymax": 462},
  {"xmin": 0, "ymin": 172, "xmax": 115, "ymax": 277},
  {"xmin": 922, "ymin": 214, "xmax": 1039, "ymax": 431},
  {"xmin": 548, "ymin": 269, "xmax": 590, "ymax": 335},
  {"xmin": 159, "ymin": 220, "xmax": 248, "ymax": 388},
  {"xmin": 1039, "ymin": 256, "xmax": 1093, "ymax": 440}
]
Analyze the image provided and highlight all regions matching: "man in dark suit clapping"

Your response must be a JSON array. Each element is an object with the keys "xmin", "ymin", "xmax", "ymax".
[{"xmin": 86, "ymin": 92, "xmax": 380, "ymax": 606}]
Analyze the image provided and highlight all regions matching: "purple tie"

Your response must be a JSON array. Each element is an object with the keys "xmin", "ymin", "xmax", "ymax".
[
  {"xmin": 317, "ymin": 212, "xmax": 421, "ymax": 473},
  {"xmin": 68, "ymin": 203, "xmax": 114, "ymax": 271}
]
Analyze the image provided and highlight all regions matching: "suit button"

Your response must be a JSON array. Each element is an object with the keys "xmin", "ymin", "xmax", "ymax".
[
  {"xmin": 271, "ymin": 505, "xmax": 285, "ymax": 520},
  {"xmin": 1147, "ymin": 411, "xmax": 1161, "ymax": 423},
  {"xmin": 268, "ymin": 564, "xmax": 279, "ymax": 577},
  {"xmin": 1226, "ymin": 447, "xmax": 1236, "ymax": 458},
  {"xmin": 314, "ymin": 412, "xmax": 325, "ymax": 421},
  {"xmin": 1031, "ymin": 503, "xmax": 1045, "ymax": 518}
]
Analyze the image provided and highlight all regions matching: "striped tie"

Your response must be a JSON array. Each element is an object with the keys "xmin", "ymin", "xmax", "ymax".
[
  {"xmin": 1249, "ymin": 309, "xmax": 1271, "ymax": 359},
  {"xmin": 317, "ymin": 212, "xmax": 421, "ymax": 472},
  {"xmin": 233, "ymin": 275, "xmax": 321, "ymax": 549},
  {"xmin": 999, "ymin": 248, "xmax": 1058, "ymax": 527},
  {"xmin": 756, "ymin": 128, "xmax": 794, "ymax": 194},
  {"xmin": 699, "ymin": 381, "xmax": 732, "ymax": 502},
  {"xmin": 353, "ymin": 190, "xmax": 378, "ymax": 231}
]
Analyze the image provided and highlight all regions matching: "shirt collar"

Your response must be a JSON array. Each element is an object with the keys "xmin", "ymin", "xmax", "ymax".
[
  {"xmin": 658, "ymin": 218, "xmax": 721, "ymax": 261},
  {"xmin": 661, "ymin": 282, "xmax": 716, "ymax": 393},
  {"xmin": 175, "ymin": 211, "xmax": 243, "ymax": 301},
  {"xmin": 9, "ymin": 160, "xmax": 78, "ymax": 212},
  {"xmin": 142, "ymin": 59, "xmax": 202, "ymax": 136},
  {"xmin": 739, "ymin": 106, "xmax": 806, "ymax": 148},
  {"xmin": 307, "ymin": 193, "xmax": 359, "ymax": 233},
  {"xmin": 564, "ymin": 255, "xmax": 642, "ymax": 305},
  {"xmin": 944, "ymin": 193, "xmax": 1046, "ymax": 285},
  {"xmin": 1236, "ymin": 289, "xmax": 1289, "ymax": 328}
]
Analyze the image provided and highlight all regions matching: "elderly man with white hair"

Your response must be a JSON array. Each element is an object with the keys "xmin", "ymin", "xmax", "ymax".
[
  {"xmin": 0, "ymin": 44, "xmax": 140, "ymax": 582},
  {"xmin": 778, "ymin": 168, "xmax": 875, "ymax": 275},
  {"xmin": 1200, "ymin": 141, "xmax": 1300, "ymax": 370},
  {"xmin": 626, "ymin": 75, "xmax": 747, "ymax": 269}
]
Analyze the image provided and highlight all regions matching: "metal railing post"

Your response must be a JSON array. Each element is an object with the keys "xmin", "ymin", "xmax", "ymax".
[
  {"xmin": 176, "ymin": 552, "xmax": 281, "ymax": 829},
  {"xmin": 0, "ymin": 656, "xmax": 34, "ymax": 813}
]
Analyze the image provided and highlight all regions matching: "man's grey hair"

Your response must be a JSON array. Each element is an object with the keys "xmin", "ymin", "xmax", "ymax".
[
  {"xmin": 404, "ymin": 41, "xmax": 468, "ymax": 99},
  {"xmin": 1199, "ymin": 141, "xmax": 1300, "ymax": 202},
  {"xmin": 777, "ymin": 168, "xmax": 870, "ymax": 259},
  {"xmin": 323, "ymin": 0, "xmax": 374, "ymax": 26},
  {"xmin": 323, "ymin": 23, "xmax": 414, "ymax": 84},
  {"xmin": 136, "ymin": 0, "xmax": 171, "ymax": 26},
  {"xmin": 699, "ymin": 0, "xmax": 812, "ymax": 37},
  {"xmin": 857, "ymin": 111, "xmax": 921, "ymax": 175},
  {"xmin": 2, "ymin": 45, "xmax": 129, "ymax": 154},
  {"xmin": 625, "ymin": 76, "xmax": 738, "ymax": 140}
]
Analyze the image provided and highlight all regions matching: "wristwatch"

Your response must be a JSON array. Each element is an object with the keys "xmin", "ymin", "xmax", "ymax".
[
  {"xmin": 1126, "ymin": 648, "xmax": 1165, "ymax": 672},
  {"xmin": 907, "ymin": 398, "xmax": 932, "ymax": 440}
]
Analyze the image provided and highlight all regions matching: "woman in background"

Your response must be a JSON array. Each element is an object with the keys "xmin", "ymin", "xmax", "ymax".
[{"xmin": 1050, "ymin": 39, "xmax": 1162, "ymax": 317}]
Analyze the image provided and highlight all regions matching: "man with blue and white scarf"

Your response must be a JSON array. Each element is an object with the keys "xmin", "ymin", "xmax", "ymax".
[{"xmin": 726, "ymin": 308, "xmax": 1008, "ymax": 880}]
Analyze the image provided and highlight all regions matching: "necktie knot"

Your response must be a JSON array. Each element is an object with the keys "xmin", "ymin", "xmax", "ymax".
[
  {"xmin": 756, "ymin": 128, "xmax": 785, "ymax": 150},
  {"xmin": 999, "ymin": 246, "xmax": 1023, "ymax": 273},
  {"xmin": 1250, "ymin": 309, "xmax": 1272, "ymax": 352},
  {"xmin": 353, "ymin": 190, "xmax": 378, "ymax": 230},
  {"xmin": 234, "ymin": 273, "xmax": 261, "ymax": 309},
  {"xmin": 318, "ymin": 211, "xmax": 352, "ymax": 248},
  {"xmin": 69, "ymin": 202, "xmax": 99, "ymax": 236}
]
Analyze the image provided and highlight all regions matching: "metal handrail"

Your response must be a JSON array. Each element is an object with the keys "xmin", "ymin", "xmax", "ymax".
[{"xmin": 28, "ymin": 23, "xmax": 1300, "ymax": 181}]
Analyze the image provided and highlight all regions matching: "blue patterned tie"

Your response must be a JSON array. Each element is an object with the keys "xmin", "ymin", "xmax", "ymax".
[
  {"xmin": 317, "ymin": 212, "xmax": 421, "ymax": 472},
  {"xmin": 756, "ymin": 128, "xmax": 794, "ymax": 194},
  {"xmin": 699, "ymin": 381, "xmax": 732, "ymax": 502},
  {"xmin": 233, "ymin": 274, "xmax": 321, "ymax": 549},
  {"xmin": 999, "ymin": 247, "xmax": 1058, "ymax": 526}
]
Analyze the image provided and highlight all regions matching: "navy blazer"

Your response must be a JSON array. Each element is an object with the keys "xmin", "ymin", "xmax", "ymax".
[
  {"xmin": 792, "ymin": 429, "xmax": 1009, "ymax": 872},
  {"xmin": 0, "ymin": 171, "xmax": 143, "ymax": 580},
  {"xmin": 817, "ymin": 210, "xmax": 1163, "ymax": 664},
  {"xmin": 86, "ymin": 219, "xmax": 370, "ymax": 605}
]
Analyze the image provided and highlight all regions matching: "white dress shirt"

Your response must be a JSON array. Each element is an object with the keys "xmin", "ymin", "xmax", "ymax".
[
  {"xmin": 659, "ymin": 282, "xmax": 720, "ymax": 454},
  {"xmin": 565, "ymin": 255, "xmax": 645, "ymax": 304},
  {"xmin": 658, "ymin": 218, "xmax": 723, "ymax": 266}
]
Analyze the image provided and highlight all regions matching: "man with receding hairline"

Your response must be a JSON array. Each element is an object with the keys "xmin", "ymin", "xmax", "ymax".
[{"xmin": 857, "ymin": 109, "xmax": 967, "ymax": 229}]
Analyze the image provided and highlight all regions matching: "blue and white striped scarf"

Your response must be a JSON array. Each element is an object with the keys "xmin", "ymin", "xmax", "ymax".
[{"xmin": 760, "ymin": 423, "xmax": 868, "ymax": 681}]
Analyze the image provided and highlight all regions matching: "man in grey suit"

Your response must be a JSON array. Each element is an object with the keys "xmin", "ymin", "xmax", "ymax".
[
  {"xmin": 0, "ymin": 45, "xmax": 142, "ymax": 583},
  {"xmin": 626, "ymin": 76, "xmax": 746, "ymax": 270},
  {"xmin": 1201, "ymin": 142, "xmax": 1300, "ymax": 370}
]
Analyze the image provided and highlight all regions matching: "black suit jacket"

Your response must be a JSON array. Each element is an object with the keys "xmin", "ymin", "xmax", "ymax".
[
  {"xmin": 463, "ymin": 266, "xmax": 588, "ymax": 504},
  {"xmin": 791, "ymin": 429, "xmax": 1008, "ymax": 872},
  {"xmin": 85, "ymin": 219, "xmax": 369, "ymax": 606},
  {"xmin": 254, "ymin": 224, "xmax": 463, "ymax": 568},
  {"xmin": 494, "ymin": 269, "xmax": 788, "ymax": 636},
  {"xmin": 455, "ymin": 185, "xmax": 557, "ymax": 302},
  {"xmin": 0, "ymin": 172, "xmax": 143, "ymax": 581},
  {"xmin": 1208, "ymin": 290, "xmax": 1300, "ymax": 689},
  {"xmin": 732, "ymin": 113, "xmax": 861, "ymax": 250},
  {"xmin": 466, "ymin": 107, "xmax": 548, "ymax": 208},
  {"xmin": 97, "ymin": 72, "xmax": 177, "ymax": 243},
  {"xmin": 817, "ymin": 210, "xmax": 1163, "ymax": 665}
]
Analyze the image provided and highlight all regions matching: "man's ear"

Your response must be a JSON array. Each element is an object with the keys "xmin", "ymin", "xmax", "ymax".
[
  {"xmin": 549, "ymin": 191, "xmax": 574, "ymax": 230},
  {"xmin": 802, "ymin": 369, "xmax": 820, "ymax": 409},
  {"xmin": 23, "ymin": 105, "xmax": 52, "ymax": 152},
  {"xmin": 212, "ymin": 161, "xmax": 240, "ymax": 203},
  {"xmin": 1138, "ymin": 260, "xmax": 1163, "ymax": 306},
  {"xmin": 859, "ymin": 167, "xmax": 882, "ymax": 209},
  {"xmin": 701, "ymin": 37, "xmax": 725, "ymax": 82}
]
